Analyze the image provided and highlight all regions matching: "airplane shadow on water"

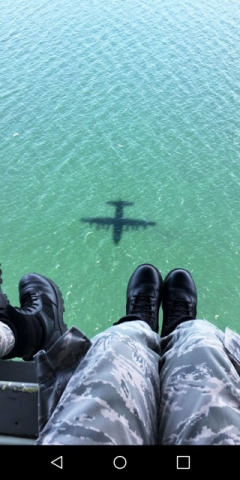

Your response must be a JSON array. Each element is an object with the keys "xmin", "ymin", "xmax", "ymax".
[{"xmin": 81, "ymin": 201, "xmax": 156, "ymax": 244}]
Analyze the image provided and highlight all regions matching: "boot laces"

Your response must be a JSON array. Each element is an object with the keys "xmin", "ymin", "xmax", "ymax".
[
  {"xmin": 21, "ymin": 291, "xmax": 39, "ymax": 308},
  {"xmin": 21, "ymin": 291, "xmax": 55, "ymax": 319},
  {"xmin": 166, "ymin": 298, "xmax": 192, "ymax": 322},
  {"xmin": 130, "ymin": 294, "xmax": 155, "ymax": 320}
]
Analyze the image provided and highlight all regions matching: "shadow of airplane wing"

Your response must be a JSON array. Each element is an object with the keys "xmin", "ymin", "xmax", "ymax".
[
  {"xmin": 81, "ymin": 217, "xmax": 115, "ymax": 227},
  {"xmin": 122, "ymin": 219, "xmax": 156, "ymax": 229}
]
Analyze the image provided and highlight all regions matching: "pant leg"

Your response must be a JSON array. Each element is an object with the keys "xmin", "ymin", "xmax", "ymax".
[
  {"xmin": 159, "ymin": 319, "xmax": 240, "ymax": 445},
  {"xmin": 0, "ymin": 322, "xmax": 15, "ymax": 357},
  {"xmin": 37, "ymin": 320, "xmax": 161, "ymax": 445}
]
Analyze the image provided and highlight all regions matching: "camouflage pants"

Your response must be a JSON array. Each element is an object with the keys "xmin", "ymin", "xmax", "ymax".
[{"xmin": 36, "ymin": 319, "xmax": 240, "ymax": 445}]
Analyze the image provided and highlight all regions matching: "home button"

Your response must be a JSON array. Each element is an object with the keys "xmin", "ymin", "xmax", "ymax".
[{"xmin": 113, "ymin": 455, "xmax": 127, "ymax": 470}]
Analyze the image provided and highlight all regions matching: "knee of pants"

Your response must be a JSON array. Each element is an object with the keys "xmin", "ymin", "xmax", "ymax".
[
  {"xmin": 92, "ymin": 320, "xmax": 161, "ymax": 355},
  {"xmin": 160, "ymin": 319, "xmax": 225, "ymax": 354}
]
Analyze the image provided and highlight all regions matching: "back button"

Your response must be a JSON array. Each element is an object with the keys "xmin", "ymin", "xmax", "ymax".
[{"xmin": 51, "ymin": 456, "xmax": 64, "ymax": 470}]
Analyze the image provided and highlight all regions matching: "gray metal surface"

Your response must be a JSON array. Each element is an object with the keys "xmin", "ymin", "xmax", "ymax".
[{"xmin": 0, "ymin": 360, "xmax": 38, "ymax": 440}]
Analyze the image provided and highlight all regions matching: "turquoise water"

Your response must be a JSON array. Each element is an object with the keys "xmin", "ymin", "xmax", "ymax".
[{"xmin": 1, "ymin": 0, "xmax": 240, "ymax": 337}]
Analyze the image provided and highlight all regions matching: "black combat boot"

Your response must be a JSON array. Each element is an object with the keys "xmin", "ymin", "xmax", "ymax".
[
  {"xmin": 115, "ymin": 264, "xmax": 163, "ymax": 333},
  {"xmin": 161, "ymin": 268, "xmax": 197, "ymax": 337},
  {"xmin": 2, "ymin": 273, "xmax": 67, "ymax": 360}
]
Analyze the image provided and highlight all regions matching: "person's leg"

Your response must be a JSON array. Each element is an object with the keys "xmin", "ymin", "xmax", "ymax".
[
  {"xmin": 0, "ymin": 286, "xmax": 15, "ymax": 357},
  {"xmin": 159, "ymin": 269, "xmax": 240, "ymax": 445},
  {"xmin": 37, "ymin": 320, "xmax": 161, "ymax": 445},
  {"xmin": 159, "ymin": 320, "xmax": 240, "ymax": 445},
  {"xmin": 0, "ymin": 322, "xmax": 15, "ymax": 357},
  {"xmin": 37, "ymin": 264, "xmax": 163, "ymax": 445}
]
